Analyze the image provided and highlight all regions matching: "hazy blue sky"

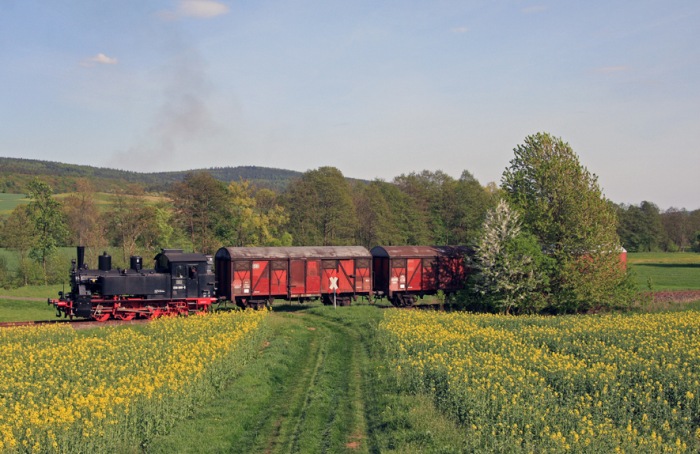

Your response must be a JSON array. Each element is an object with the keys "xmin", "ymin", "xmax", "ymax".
[{"xmin": 1, "ymin": 1, "xmax": 698, "ymax": 209}]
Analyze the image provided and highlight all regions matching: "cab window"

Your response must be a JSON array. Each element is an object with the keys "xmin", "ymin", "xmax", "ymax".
[{"xmin": 174, "ymin": 264, "xmax": 187, "ymax": 278}]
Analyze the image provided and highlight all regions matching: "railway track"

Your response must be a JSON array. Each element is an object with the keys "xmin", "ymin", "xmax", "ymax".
[{"xmin": 0, "ymin": 318, "xmax": 150, "ymax": 329}]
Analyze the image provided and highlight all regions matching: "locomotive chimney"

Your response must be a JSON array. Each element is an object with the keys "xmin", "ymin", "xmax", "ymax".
[
  {"xmin": 130, "ymin": 256, "xmax": 143, "ymax": 271},
  {"xmin": 77, "ymin": 246, "xmax": 85, "ymax": 269},
  {"xmin": 98, "ymin": 252, "xmax": 112, "ymax": 272}
]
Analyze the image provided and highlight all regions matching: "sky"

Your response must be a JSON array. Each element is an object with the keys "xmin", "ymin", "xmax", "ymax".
[{"xmin": 1, "ymin": 1, "xmax": 698, "ymax": 210}]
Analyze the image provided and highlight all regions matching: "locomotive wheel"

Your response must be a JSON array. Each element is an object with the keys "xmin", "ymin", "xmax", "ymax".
[
  {"xmin": 93, "ymin": 305, "xmax": 111, "ymax": 322},
  {"xmin": 93, "ymin": 312, "xmax": 111, "ymax": 322},
  {"xmin": 115, "ymin": 312, "xmax": 136, "ymax": 321},
  {"xmin": 146, "ymin": 309, "xmax": 163, "ymax": 320}
]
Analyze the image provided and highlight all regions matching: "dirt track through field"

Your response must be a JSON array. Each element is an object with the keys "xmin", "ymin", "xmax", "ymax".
[
  {"xmin": 256, "ymin": 312, "xmax": 369, "ymax": 453},
  {"xmin": 148, "ymin": 310, "xmax": 371, "ymax": 454}
]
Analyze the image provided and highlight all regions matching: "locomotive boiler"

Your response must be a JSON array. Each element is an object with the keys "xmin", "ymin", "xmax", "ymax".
[{"xmin": 49, "ymin": 246, "xmax": 217, "ymax": 321}]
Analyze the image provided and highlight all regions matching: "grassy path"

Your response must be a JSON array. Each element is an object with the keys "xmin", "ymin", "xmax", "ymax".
[{"xmin": 148, "ymin": 308, "xmax": 373, "ymax": 453}]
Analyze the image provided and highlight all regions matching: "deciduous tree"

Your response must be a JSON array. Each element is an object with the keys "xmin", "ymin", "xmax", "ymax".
[
  {"xmin": 225, "ymin": 181, "xmax": 291, "ymax": 246},
  {"xmin": 502, "ymin": 133, "xmax": 634, "ymax": 312},
  {"xmin": 26, "ymin": 179, "xmax": 68, "ymax": 284},
  {"xmin": 170, "ymin": 172, "xmax": 230, "ymax": 253},
  {"xmin": 283, "ymin": 167, "xmax": 357, "ymax": 246},
  {"xmin": 353, "ymin": 181, "xmax": 398, "ymax": 248},
  {"xmin": 470, "ymin": 199, "xmax": 549, "ymax": 314}
]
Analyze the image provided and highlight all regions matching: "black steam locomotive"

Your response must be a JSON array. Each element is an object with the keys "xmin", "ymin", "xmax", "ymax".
[{"xmin": 49, "ymin": 246, "xmax": 217, "ymax": 321}]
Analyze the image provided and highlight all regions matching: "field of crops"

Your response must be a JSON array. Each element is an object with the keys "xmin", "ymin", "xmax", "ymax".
[
  {"xmin": 0, "ymin": 310, "xmax": 267, "ymax": 452},
  {"xmin": 380, "ymin": 310, "xmax": 700, "ymax": 452}
]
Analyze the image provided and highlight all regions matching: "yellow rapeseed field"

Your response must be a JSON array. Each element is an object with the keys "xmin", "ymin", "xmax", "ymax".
[
  {"xmin": 380, "ymin": 310, "xmax": 700, "ymax": 453},
  {"xmin": 0, "ymin": 310, "xmax": 267, "ymax": 453}
]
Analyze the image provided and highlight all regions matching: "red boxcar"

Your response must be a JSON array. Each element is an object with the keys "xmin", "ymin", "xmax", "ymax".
[
  {"xmin": 370, "ymin": 246, "xmax": 471, "ymax": 306},
  {"xmin": 215, "ymin": 246, "xmax": 373, "ymax": 308}
]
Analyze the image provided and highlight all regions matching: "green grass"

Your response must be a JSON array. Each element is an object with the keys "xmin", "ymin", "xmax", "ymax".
[
  {"xmin": 0, "ymin": 284, "xmax": 64, "ymax": 322},
  {"xmin": 148, "ymin": 306, "xmax": 468, "ymax": 453},
  {"xmin": 0, "ymin": 193, "xmax": 29, "ymax": 216},
  {"xmin": 53, "ymin": 191, "xmax": 168, "ymax": 211},
  {"xmin": 627, "ymin": 252, "xmax": 700, "ymax": 290},
  {"xmin": 0, "ymin": 191, "xmax": 168, "ymax": 216},
  {"xmin": 0, "ymin": 283, "xmax": 63, "ymax": 298},
  {"xmin": 627, "ymin": 252, "xmax": 700, "ymax": 265},
  {"xmin": 0, "ymin": 298, "xmax": 59, "ymax": 322},
  {"xmin": 148, "ymin": 309, "xmax": 352, "ymax": 453}
]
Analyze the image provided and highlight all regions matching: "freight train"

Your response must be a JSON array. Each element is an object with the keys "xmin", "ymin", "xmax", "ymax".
[{"xmin": 50, "ymin": 245, "xmax": 470, "ymax": 320}]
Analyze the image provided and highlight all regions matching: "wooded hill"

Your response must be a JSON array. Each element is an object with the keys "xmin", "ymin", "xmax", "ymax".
[{"xmin": 0, "ymin": 157, "xmax": 303, "ymax": 194}]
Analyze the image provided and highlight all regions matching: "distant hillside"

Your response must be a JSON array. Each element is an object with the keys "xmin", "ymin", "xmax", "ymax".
[{"xmin": 0, "ymin": 157, "xmax": 303, "ymax": 194}]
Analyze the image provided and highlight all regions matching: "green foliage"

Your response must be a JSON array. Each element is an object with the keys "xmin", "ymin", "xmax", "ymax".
[
  {"xmin": 1, "ymin": 205, "xmax": 35, "ymax": 260},
  {"xmin": 61, "ymin": 179, "xmax": 104, "ymax": 248},
  {"xmin": 616, "ymin": 201, "xmax": 667, "ymax": 252},
  {"xmin": 469, "ymin": 200, "xmax": 551, "ymax": 314},
  {"xmin": 393, "ymin": 170, "xmax": 493, "ymax": 246},
  {"xmin": 224, "ymin": 181, "xmax": 291, "ymax": 247},
  {"xmin": 0, "ymin": 256, "xmax": 9, "ymax": 289},
  {"xmin": 170, "ymin": 172, "xmax": 232, "ymax": 254},
  {"xmin": 501, "ymin": 132, "xmax": 635, "ymax": 313},
  {"xmin": 283, "ymin": 167, "xmax": 357, "ymax": 246},
  {"xmin": 353, "ymin": 180, "xmax": 401, "ymax": 248},
  {"xmin": 617, "ymin": 203, "xmax": 700, "ymax": 253},
  {"xmin": 25, "ymin": 179, "xmax": 68, "ymax": 284},
  {"xmin": 375, "ymin": 179, "xmax": 432, "ymax": 245}
]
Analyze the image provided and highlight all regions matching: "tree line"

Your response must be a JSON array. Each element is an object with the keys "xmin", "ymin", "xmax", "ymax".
[
  {"xmin": 0, "ymin": 132, "xmax": 679, "ymax": 314},
  {"xmin": 616, "ymin": 202, "xmax": 700, "ymax": 252},
  {"xmin": 0, "ymin": 166, "xmax": 497, "ymax": 288}
]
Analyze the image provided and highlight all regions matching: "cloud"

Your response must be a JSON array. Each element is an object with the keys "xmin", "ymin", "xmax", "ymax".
[
  {"xmin": 159, "ymin": 0, "xmax": 229, "ymax": 20},
  {"xmin": 451, "ymin": 26, "xmax": 469, "ymax": 34},
  {"xmin": 595, "ymin": 65, "xmax": 630, "ymax": 74},
  {"xmin": 107, "ymin": 47, "xmax": 222, "ymax": 172},
  {"xmin": 81, "ymin": 53, "xmax": 118, "ymax": 67},
  {"xmin": 521, "ymin": 5, "xmax": 548, "ymax": 14}
]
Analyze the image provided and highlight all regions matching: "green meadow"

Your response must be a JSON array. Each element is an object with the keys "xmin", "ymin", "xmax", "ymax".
[
  {"xmin": 627, "ymin": 252, "xmax": 700, "ymax": 291},
  {"xmin": 0, "ymin": 193, "xmax": 29, "ymax": 217}
]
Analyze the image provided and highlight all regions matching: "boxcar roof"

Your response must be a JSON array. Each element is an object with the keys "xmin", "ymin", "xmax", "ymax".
[
  {"xmin": 216, "ymin": 246, "xmax": 372, "ymax": 260},
  {"xmin": 370, "ymin": 245, "xmax": 471, "ymax": 259}
]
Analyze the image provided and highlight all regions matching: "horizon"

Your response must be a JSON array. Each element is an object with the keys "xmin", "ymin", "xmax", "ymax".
[
  {"xmin": 2, "ymin": 155, "xmax": 697, "ymax": 212},
  {"xmin": 1, "ymin": 1, "xmax": 698, "ymax": 210}
]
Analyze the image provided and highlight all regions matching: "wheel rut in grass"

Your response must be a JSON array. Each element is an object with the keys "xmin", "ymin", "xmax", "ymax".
[
  {"xmin": 147, "ymin": 309, "xmax": 372, "ymax": 454},
  {"xmin": 267, "ymin": 311, "xmax": 369, "ymax": 454}
]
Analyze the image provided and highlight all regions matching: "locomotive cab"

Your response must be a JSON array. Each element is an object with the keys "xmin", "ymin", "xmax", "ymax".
[{"xmin": 154, "ymin": 249, "xmax": 215, "ymax": 300}]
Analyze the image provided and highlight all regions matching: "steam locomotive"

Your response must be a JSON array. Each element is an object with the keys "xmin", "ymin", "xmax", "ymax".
[{"xmin": 49, "ymin": 246, "xmax": 217, "ymax": 321}]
